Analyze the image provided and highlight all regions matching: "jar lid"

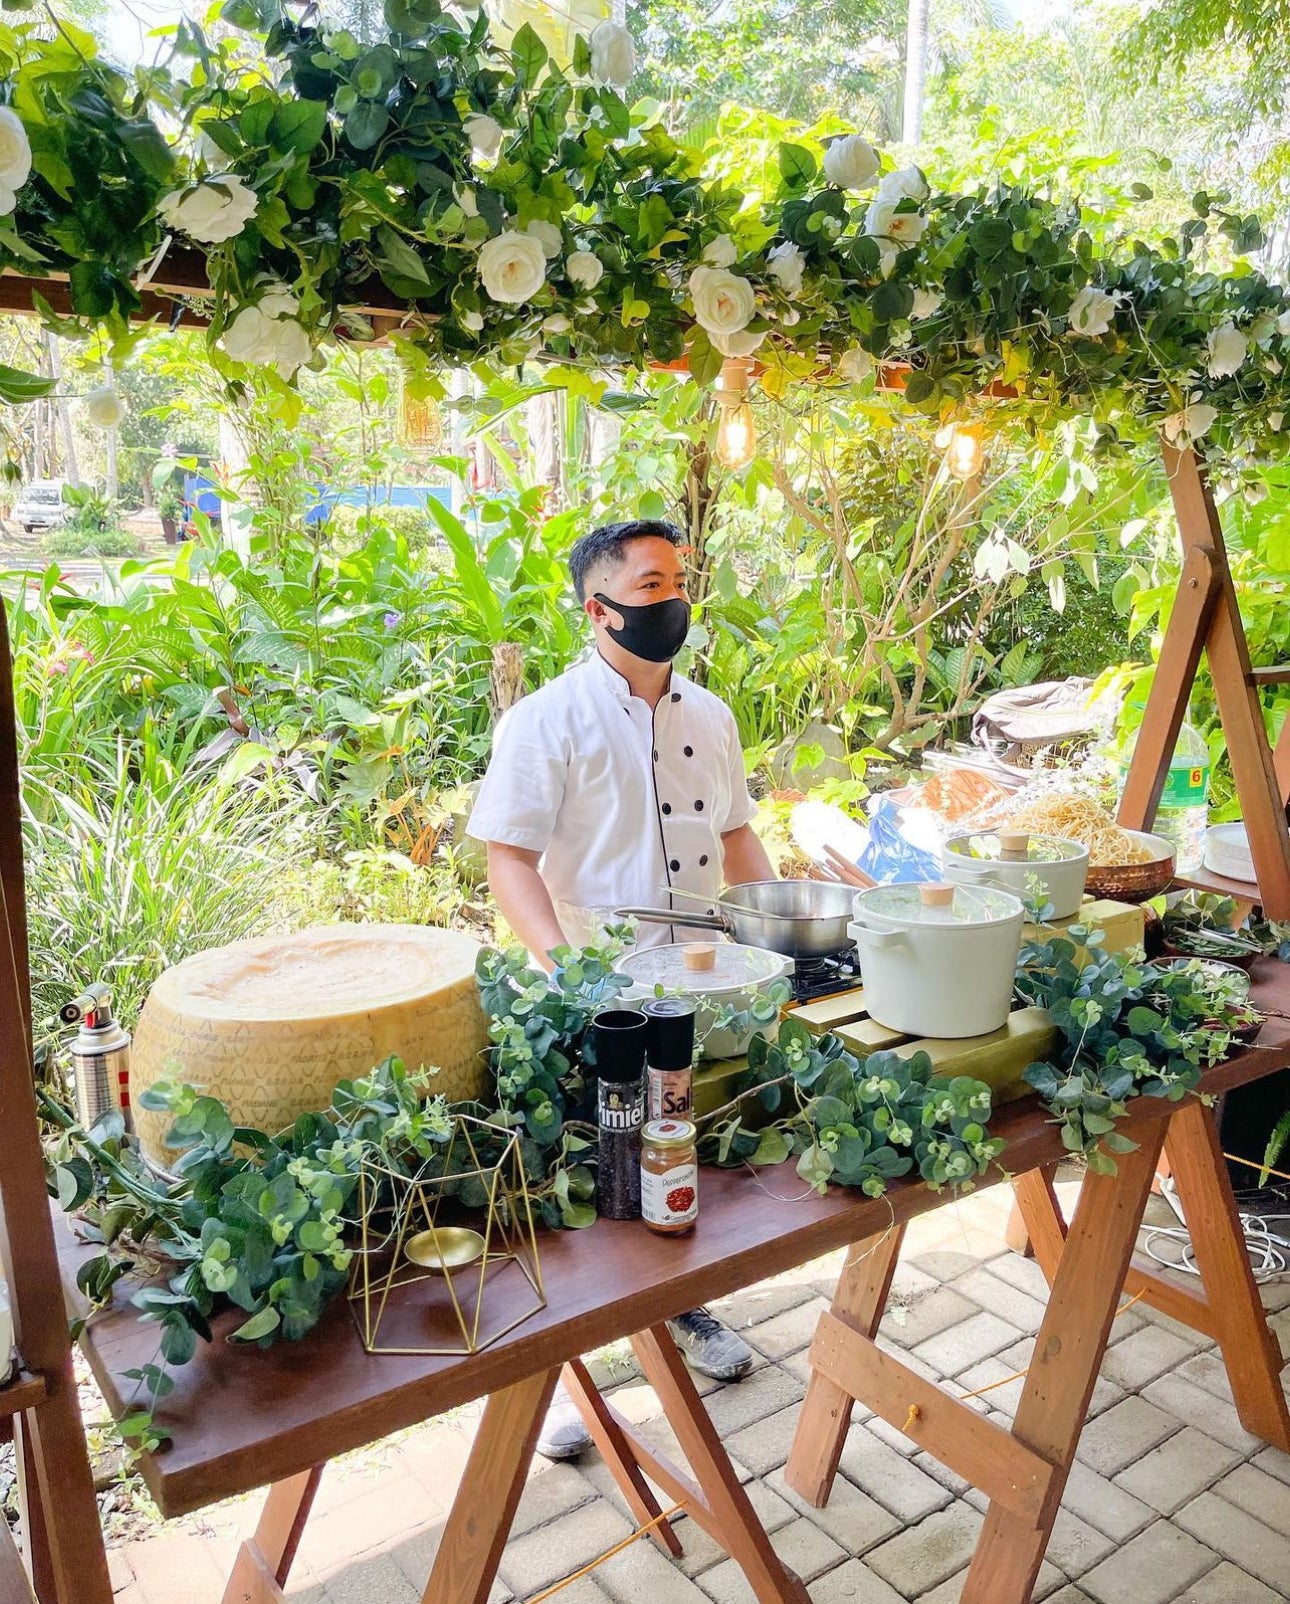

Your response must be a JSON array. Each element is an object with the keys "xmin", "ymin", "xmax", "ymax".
[
  {"xmin": 643, "ymin": 1118, "xmax": 696, "ymax": 1148},
  {"xmin": 855, "ymin": 881, "xmax": 1022, "ymax": 927}
]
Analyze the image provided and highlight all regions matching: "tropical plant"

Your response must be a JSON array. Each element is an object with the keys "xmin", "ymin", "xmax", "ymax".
[{"xmin": 23, "ymin": 743, "xmax": 309, "ymax": 1039}]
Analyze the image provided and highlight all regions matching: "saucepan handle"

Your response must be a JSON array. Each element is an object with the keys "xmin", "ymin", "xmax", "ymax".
[
  {"xmin": 848, "ymin": 914, "xmax": 904, "ymax": 948},
  {"xmin": 614, "ymin": 907, "xmax": 731, "ymax": 934}
]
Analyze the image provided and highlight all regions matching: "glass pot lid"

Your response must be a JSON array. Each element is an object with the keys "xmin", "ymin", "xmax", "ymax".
[
  {"xmin": 616, "ymin": 941, "xmax": 789, "ymax": 992},
  {"xmin": 945, "ymin": 831, "xmax": 1085, "ymax": 864},
  {"xmin": 854, "ymin": 881, "xmax": 1023, "ymax": 928}
]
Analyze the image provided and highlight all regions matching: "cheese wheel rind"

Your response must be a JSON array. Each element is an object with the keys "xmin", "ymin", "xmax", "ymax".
[{"xmin": 130, "ymin": 924, "xmax": 491, "ymax": 1165}]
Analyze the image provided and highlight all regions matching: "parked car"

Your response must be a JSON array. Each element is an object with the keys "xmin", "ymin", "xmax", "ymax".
[{"xmin": 13, "ymin": 479, "xmax": 69, "ymax": 533}]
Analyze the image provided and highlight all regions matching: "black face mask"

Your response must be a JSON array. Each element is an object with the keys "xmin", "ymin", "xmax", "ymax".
[{"xmin": 593, "ymin": 592, "xmax": 691, "ymax": 663}]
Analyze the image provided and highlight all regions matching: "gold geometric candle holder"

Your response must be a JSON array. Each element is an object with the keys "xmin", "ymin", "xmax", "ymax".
[{"xmin": 347, "ymin": 1113, "xmax": 545, "ymax": 1357}]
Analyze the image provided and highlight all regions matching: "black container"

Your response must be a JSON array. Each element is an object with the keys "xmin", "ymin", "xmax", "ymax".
[
  {"xmin": 592, "ymin": 1009, "xmax": 647, "ymax": 1220},
  {"xmin": 644, "ymin": 998, "xmax": 697, "ymax": 1121},
  {"xmin": 643, "ymin": 997, "xmax": 696, "ymax": 1069}
]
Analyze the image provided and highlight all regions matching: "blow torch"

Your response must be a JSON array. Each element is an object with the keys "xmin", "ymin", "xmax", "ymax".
[{"xmin": 60, "ymin": 983, "xmax": 133, "ymax": 1132}]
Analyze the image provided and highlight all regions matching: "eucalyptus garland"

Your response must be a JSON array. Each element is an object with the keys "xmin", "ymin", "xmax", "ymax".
[
  {"xmin": 1014, "ymin": 926, "xmax": 1254, "ymax": 1172},
  {"xmin": 0, "ymin": 4, "xmax": 1288, "ymax": 462}
]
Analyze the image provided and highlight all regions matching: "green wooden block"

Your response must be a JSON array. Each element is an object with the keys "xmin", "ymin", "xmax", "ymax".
[
  {"xmin": 891, "ymin": 1005, "xmax": 1056, "ymax": 1103},
  {"xmin": 835, "ymin": 1016, "xmax": 910, "ymax": 1053},
  {"xmin": 693, "ymin": 1055, "xmax": 757, "ymax": 1120}
]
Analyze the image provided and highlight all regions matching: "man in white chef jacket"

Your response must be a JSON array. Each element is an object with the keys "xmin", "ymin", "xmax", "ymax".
[{"xmin": 469, "ymin": 518, "xmax": 776, "ymax": 1459}]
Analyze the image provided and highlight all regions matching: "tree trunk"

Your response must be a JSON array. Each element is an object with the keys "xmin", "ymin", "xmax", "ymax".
[
  {"xmin": 902, "ymin": 0, "xmax": 930, "ymax": 145},
  {"xmin": 45, "ymin": 332, "xmax": 80, "ymax": 488}
]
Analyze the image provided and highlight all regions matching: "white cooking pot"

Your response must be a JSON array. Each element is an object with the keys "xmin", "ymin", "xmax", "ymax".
[
  {"xmin": 615, "ymin": 941, "xmax": 793, "ymax": 1059},
  {"xmin": 849, "ymin": 881, "xmax": 1026, "ymax": 1039},
  {"xmin": 942, "ymin": 830, "xmax": 1089, "ymax": 920}
]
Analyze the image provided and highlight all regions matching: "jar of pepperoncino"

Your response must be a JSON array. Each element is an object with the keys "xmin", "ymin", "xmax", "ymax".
[{"xmin": 640, "ymin": 1118, "xmax": 698, "ymax": 1235}]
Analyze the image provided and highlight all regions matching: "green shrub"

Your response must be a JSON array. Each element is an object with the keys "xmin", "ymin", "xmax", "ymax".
[
  {"xmin": 45, "ymin": 523, "xmax": 140, "ymax": 559},
  {"xmin": 22, "ymin": 750, "xmax": 311, "ymax": 1037}
]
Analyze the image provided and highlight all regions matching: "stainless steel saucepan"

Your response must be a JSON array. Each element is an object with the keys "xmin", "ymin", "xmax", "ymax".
[{"xmin": 615, "ymin": 879, "xmax": 857, "ymax": 959}]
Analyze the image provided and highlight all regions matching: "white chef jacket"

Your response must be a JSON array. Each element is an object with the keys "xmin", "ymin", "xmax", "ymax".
[{"xmin": 468, "ymin": 651, "xmax": 757, "ymax": 951}]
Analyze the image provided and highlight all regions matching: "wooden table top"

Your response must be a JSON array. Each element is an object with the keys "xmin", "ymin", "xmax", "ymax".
[{"xmin": 58, "ymin": 959, "xmax": 1290, "ymax": 1519}]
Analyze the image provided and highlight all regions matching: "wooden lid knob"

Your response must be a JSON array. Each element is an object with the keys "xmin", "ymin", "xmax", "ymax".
[
  {"xmin": 998, "ymin": 830, "xmax": 1029, "ymax": 860},
  {"xmin": 919, "ymin": 882, "xmax": 956, "ymax": 908},
  {"xmin": 682, "ymin": 943, "xmax": 716, "ymax": 971}
]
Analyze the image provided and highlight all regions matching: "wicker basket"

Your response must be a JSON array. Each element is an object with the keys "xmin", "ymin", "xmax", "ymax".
[{"xmin": 1084, "ymin": 831, "xmax": 1176, "ymax": 903}]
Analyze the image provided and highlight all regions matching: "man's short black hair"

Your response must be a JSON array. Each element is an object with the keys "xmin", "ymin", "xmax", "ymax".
[{"xmin": 568, "ymin": 519, "xmax": 685, "ymax": 602}]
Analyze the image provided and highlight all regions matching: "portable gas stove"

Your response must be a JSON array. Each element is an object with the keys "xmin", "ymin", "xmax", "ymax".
[{"xmin": 789, "ymin": 944, "xmax": 861, "ymax": 1003}]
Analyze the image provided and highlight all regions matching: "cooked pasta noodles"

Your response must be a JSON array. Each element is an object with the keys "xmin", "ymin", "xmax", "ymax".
[{"xmin": 1002, "ymin": 794, "xmax": 1155, "ymax": 867}]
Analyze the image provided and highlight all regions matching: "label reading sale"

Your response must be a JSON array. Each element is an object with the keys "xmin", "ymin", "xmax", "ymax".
[{"xmin": 641, "ymin": 1162, "xmax": 698, "ymax": 1228}]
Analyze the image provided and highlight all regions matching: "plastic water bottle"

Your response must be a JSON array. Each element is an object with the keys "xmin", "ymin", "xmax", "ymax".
[{"xmin": 1125, "ymin": 720, "xmax": 1211, "ymax": 873}]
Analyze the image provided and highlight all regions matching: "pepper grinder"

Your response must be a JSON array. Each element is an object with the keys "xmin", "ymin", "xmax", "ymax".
[{"xmin": 590, "ymin": 1008, "xmax": 647, "ymax": 1220}]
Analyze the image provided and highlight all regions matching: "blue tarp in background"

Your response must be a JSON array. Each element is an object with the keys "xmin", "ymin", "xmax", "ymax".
[
  {"xmin": 303, "ymin": 485, "xmax": 455, "ymax": 526},
  {"xmin": 178, "ymin": 478, "xmax": 455, "ymax": 528}
]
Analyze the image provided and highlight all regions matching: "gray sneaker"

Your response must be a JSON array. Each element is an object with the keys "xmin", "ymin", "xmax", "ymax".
[
  {"xmin": 535, "ymin": 1380, "xmax": 593, "ymax": 1461},
  {"xmin": 666, "ymin": 1307, "xmax": 754, "ymax": 1381}
]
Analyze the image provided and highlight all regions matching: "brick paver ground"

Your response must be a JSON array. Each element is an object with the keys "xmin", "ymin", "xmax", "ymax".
[{"xmin": 104, "ymin": 1180, "xmax": 1290, "ymax": 1604}]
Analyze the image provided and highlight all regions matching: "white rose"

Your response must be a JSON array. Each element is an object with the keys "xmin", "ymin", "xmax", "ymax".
[
  {"xmin": 526, "ymin": 219, "xmax": 563, "ymax": 259},
  {"xmin": 878, "ymin": 165, "xmax": 929, "ymax": 204},
  {"xmin": 454, "ymin": 184, "xmax": 479, "ymax": 218},
  {"xmin": 270, "ymin": 318, "xmax": 312, "ymax": 380},
  {"xmin": 0, "ymin": 108, "xmax": 32, "ymax": 195},
  {"xmin": 220, "ymin": 304, "xmax": 311, "ymax": 378},
  {"xmin": 460, "ymin": 308, "xmax": 484, "ymax": 331},
  {"xmin": 713, "ymin": 328, "xmax": 766, "ymax": 357},
  {"xmin": 477, "ymin": 229, "xmax": 547, "ymax": 303},
  {"xmin": 702, "ymin": 234, "xmax": 737, "ymax": 268},
  {"xmin": 197, "ymin": 129, "xmax": 232, "ymax": 172},
  {"xmin": 838, "ymin": 346, "xmax": 874, "ymax": 383},
  {"xmin": 221, "ymin": 306, "xmax": 274, "ymax": 365},
  {"xmin": 464, "ymin": 113, "xmax": 504, "ymax": 163},
  {"xmin": 1068, "ymin": 286, "xmax": 1118, "ymax": 338},
  {"xmin": 1206, "ymin": 321, "xmax": 1247, "ymax": 378},
  {"xmin": 767, "ymin": 241, "xmax": 806, "ymax": 297},
  {"xmin": 823, "ymin": 134, "xmax": 879, "ymax": 190},
  {"xmin": 256, "ymin": 279, "xmax": 299, "ymax": 320},
  {"xmin": 1278, "ymin": 311, "xmax": 1290, "ymax": 337},
  {"xmin": 877, "ymin": 241, "xmax": 899, "ymax": 278},
  {"xmin": 83, "ymin": 387, "xmax": 125, "ymax": 429},
  {"xmin": 911, "ymin": 288, "xmax": 943, "ymax": 319},
  {"xmin": 589, "ymin": 21, "xmax": 636, "ymax": 88},
  {"xmin": 778, "ymin": 306, "xmax": 801, "ymax": 326},
  {"xmin": 0, "ymin": 183, "xmax": 16, "ymax": 218},
  {"xmin": 689, "ymin": 266, "xmax": 756, "ymax": 336},
  {"xmin": 543, "ymin": 314, "xmax": 572, "ymax": 335},
  {"xmin": 1162, "ymin": 401, "xmax": 1218, "ymax": 447},
  {"xmin": 158, "ymin": 176, "xmax": 258, "ymax": 244},
  {"xmin": 1270, "ymin": 411, "xmax": 1284, "ymax": 431},
  {"xmin": 864, "ymin": 197, "xmax": 927, "ymax": 246},
  {"xmin": 566, "ymin": 250, "xmax": 604, "ymax": 290},
  {"xmin": 1250, "ymin": 310, "xmax": 1276, "ymax": 346}
]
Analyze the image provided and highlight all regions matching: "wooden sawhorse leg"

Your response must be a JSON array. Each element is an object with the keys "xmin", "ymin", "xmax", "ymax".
[
  {"xmin": 784, "ymin": 1223, "xmax": 905, "ymax": 1506},
  {"xmin": 220, "ymin": 1465, "xmax": 323, "ymax": 1604},
  {"xmin": 564, "ymin": 1324, "xmax": 811, "ymax": 1604},
  {"xmin": 787, "ymin": 1132, "xmax": 1167, "ymax": 1604},
  {"xmin": 1013, "ymin": 1098, "xmax": 1290, "ymax": 1451}
]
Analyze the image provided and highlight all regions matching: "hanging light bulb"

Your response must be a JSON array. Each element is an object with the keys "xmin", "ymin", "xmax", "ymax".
[
  {"xmin": 714, "ymin": 357, "xmax": 757, "ymax": 471},
  {"xmin": 934, "ymin": 419, "xmax": 985, "ymax": 481}
]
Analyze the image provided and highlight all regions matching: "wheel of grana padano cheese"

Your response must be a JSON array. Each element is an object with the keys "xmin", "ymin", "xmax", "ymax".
[{"xmin": 130, "ymin": 924, "xmax": 491, "ymax": 1166}]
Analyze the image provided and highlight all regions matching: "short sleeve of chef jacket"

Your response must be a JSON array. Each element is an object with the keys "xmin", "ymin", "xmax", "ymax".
[{"xmin": 467, "ymin": 696, "xmax": 568, "ymax": 853}]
